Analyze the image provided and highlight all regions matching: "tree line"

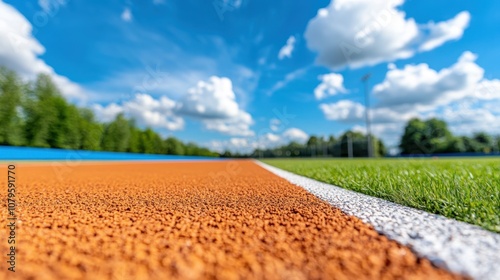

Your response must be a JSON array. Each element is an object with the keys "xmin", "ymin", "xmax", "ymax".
[
  {"xmin": 241, "ymin": 117, "xmax": 500, "ymax": 158},
  {"xmin": 0, "ymin": 67, "xmax": 218, "ymax": 157},
  {"xmin": 223, "ymin": 132, "xmax": 387, "ymax": 158},
  {"xmin": 400, "ymin": 118, "xmax": 500, "ymax": 155}
]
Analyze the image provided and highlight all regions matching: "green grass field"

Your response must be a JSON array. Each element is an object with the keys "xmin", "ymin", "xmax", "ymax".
[{"xmin": 262, "ymin": 158, "xmax": 500, "ymax": 233}]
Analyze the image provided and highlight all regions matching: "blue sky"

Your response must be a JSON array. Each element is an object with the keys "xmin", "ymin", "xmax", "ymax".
[{"xmin": 1, "ymin": 0, "xmax": 499, "ymax": 152}]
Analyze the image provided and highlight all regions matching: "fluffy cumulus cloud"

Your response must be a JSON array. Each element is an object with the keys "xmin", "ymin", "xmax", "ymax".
[
  {"xmin": 304, "ymin": 0, "xmax": 470, "ymax": 69},
  {"xmin": 202, "ymin": 110, "xmax": 254, "ymax": 137},
  {"xmin": 320, "ymin": 100, "xmax": 364, "ymax": 122},
  {"xmin": 0, "ymin": 1, "xmax": 86, "ymax": 101},
  {"xmin": 92, "ymin": 94, "xmax": 184, "ymax": 131},
  {"xmin": 321, "ymin": 100, "xmax": 418, "ymax": 124},
  {"xmin": 314, "ymin": 73, "xmax": 347, "ymax": 100},
  {"xmin": 176, "ymin": 76, "xmax": 239, "ymax": 118},
  {"xmin": 122, "ymin": 94, "xmax": 183, "ymax": 130},
  {"xmin": 92, "ymin": 103, "xmax": 123, "ymax": 123},
  {"xmin": 278, "ymin": 36, "xmax": 296, "ymax": 60},
  {"xmin": 319, "ymin": 51, "xmax": 500, "ymax": 145},
  {"xmin": 92, "ymin": 76, "xmax": 254, "ymax": 136},
  {"xmin": 283, "ymin": 128, "xmax": 309, "ymax": 143},
  {"xmin": 176, "ymin": 76, "xmax": 254, "ymax": 136},
  {"xmin": 373, "ymin": 51, "xmax": 486, "ymax": 110},
  {"xmin": 441, "ymin": 102, "xmax": 500, "ymax": 135},
  {"xmin": 253, "ymin": 127, "xmax": 309, "ymax": 149}
]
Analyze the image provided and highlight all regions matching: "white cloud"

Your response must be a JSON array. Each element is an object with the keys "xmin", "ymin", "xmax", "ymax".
[
  {"xmin": 92, "ymin": 75, "xmax": 255, "ymax": 136},
  {"xmin": 202, "ymin": 110, "xmax": 254, "ymax": 137},
  {"xmin": 38, "ymin": 0, "xmax": 67, "ymax": 13},
  {"xmin": 229, "ymin": 137, "xmax": 249, "ymax": 147},
  {"xmin": 320, "ymin": 99, "xmax": 418, "ymax": 124},
  {"xmin": 283, "ymin": 128, "xmax": 309, "ymax": 143},
  {"xmin": 304, "ymin": 0, "xmax": 470, "ymax": 69},
  {"xmin": 419, "ymin": 12, "xmax": 470, "ymax": 52},
  {"xmin": 207, "ymin": 127, "xmax": 309, "ymax": 153},
  {"xmin": 270, "ymin": 118, "xmax": 281, "ymax": 132},
  {"xmin": 123, "ymin": 94, "xmax": 184, "ymax": 131},
  {"xmin": 121, "ymin": 7, "xmax": 132, "ymax": 22},
  {"xmin": 253, "ymin": 128, "xmax": 309, "ymax": 150},
  {"xmin": 473, "ymin": 79, "xmax": 500, "ymax": 100},
  {"xmin": 0, "ymin": 1, "xmax": 86, "ymax": 102},
  {"xmin": 92, "ymin": 94, "xmax": 184, "ymax": 131},
  {"xmin": 176, "ymin": 76, "xmax": 254, "ymax": 136},
  {"xmin": 278, "ymin": 36, "xmax": 296, "ymax": 60},
  {"xmin": 350, "ymin": 125, "xmax": 366, "ymax": 134},
  {"xmin": 320, "ymin": 100, "xmax": 364, "ymax": 122},
  {"xmin": 92, "ymin": 103, "xmax": 124, "ymax": 123},
  {"xmin": 176, "ymin": 76, "xmax": 239, "ymax": 118},
  {"xmin": 373, "ymin": 51, "xmax": 487, "ymax": 109},
  {"xmin": 269, "ymin": 67, "xmax": 308, "ymax": 94},
  {"xmin": 314, "ymin": 73, "xmax": 347, "ymax": 100},
  {"xmin": 264, "ymin": 133, "xmax": 281, "ymax": 143},
  {"xmin": 441, "ymin": 102, "xmax": 500, "ymax": 136}
]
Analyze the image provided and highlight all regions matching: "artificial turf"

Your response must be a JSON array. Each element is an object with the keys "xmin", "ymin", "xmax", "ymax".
[{"xmin": 262, "ymin": 158, "xmax": 500, "ymax": 233}]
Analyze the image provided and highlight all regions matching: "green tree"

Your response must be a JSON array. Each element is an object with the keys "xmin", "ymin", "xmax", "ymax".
[
  {"xmin": 306, "ymin": 136, "xmax": 319, "ymax": 147},
  {"xmin": 462, "ymin": 136, "xmax": 483, "ymax": 153},
  {"xmin": 331, "ymin": 131, "xmax": 385, "ymax": 157},
  {"xmin": 326, "ymin": 135, "xmax": 337, "ymax": 156},
  {"xmin": 443, "ymin": 137, "xmax": 466, "ymax": 153},
  {"xmin": 128, "ymin": 122, "xmax": 142, "ymax": 153},
  {"xmin": 400, "ymin": 118, "xmax": 453, "ymax": 154},
  {"xmin": 0, "ymin": 68, "xmax": 24, "ymax": 146},
  {"xmin": 400, "ymin": 118, "xmax": 426, "ymax": 154},
  {"xmin": 163, "ymin": 137, "xmax": 185, "ymax": 155},
  {"xmin": 334, "ymin": 131, "xmax": 363, "ymax": 157},
  {"xmin": 49, "ymin": 101, "xmax": 82, "ymax": 149},
  {"xmin": 101, "ymin": 113, "xmax": 131, "ymax": 152},
  {"xmin": 426, "ymin": 118, "xmax": 453, "ymax": 153},
  {"xmin": 139, "ymin": 128, "xmax": 163, "ymax": 154},
  {"xmin": 221, "ymin": 150, "xmax": 233, "ymax": 158},
  {"xmin": 376, "ymin": 138, "xmax": 387, "ymax": 157},
  {"xmin": 78, "ymin": 108, "xmax": 103, "ymax": 151},
  {"xmin": 184, "ymin": 142, "xmax": 201, "ymax": 156},
  {"xmin": 24, "ymin": 74, "xmax": 64, "ymax": 147},
  {"xmin": 473, "ymin": 132, "xmax": 494, "ymax": 153}
]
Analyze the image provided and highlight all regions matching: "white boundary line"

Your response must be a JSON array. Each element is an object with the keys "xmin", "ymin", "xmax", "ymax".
[{"xmin": 255, "ymin": 160, "xmax": 500, "ymax": 280}]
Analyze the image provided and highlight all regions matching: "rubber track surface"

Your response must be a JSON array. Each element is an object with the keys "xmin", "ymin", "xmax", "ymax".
[{"xmin": 0, "ymin": 161, "xmax": 462, "ymax": 279}]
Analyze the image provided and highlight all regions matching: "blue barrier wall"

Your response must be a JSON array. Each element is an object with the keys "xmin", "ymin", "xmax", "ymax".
[{"xmin": 0, "ymin": 146, "xmax": 220, "ymax": 161}]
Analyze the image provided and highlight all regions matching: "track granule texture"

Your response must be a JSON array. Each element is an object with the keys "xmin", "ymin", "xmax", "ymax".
[{"xmin": 0, "ymin": 161, "xmax": 462, "ymax": 280}]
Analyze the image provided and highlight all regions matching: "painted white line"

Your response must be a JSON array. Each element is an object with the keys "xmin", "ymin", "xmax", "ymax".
[{"xmin": 255, "ymin": 161, "xmax": 500, "ymax": 280}]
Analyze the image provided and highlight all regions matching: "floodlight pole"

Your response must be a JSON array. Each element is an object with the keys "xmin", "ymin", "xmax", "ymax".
[{"xmin": 362, "ymin": 73, "xmax": 373, "ymax": 158}]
